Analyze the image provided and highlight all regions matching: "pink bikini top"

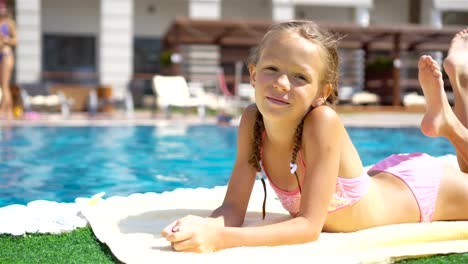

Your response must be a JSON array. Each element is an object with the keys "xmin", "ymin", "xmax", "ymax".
[{"xmin": 260, "ymin": 149, "xmax": 370, "ymax": 216}]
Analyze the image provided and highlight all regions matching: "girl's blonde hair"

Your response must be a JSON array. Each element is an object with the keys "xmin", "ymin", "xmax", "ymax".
[{"xmin": 246, "ymin": 20, "xmax": 341, "ymax": 218}]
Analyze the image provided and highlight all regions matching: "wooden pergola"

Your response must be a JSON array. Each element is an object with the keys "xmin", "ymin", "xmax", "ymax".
[{"xmin": 163, "ymin": 18, "xmax": 463, "ymax": 106}]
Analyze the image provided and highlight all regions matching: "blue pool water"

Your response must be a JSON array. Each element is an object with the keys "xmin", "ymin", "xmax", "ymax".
[{"xmin": 0, "ymin": 125, "xmax": 455, "ymax": 207}]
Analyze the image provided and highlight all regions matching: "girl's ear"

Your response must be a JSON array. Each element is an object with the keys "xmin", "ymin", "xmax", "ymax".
[
  {"xmin": 321, "ymin": 83, "xmax": 333, "ymax": 101},
  {"xmin": 312, "ymin": 84, "xmax": 333, "ymax": 107},
  {"xmin": 312, "ymin": 98, "xmax": 325, "ymax": 107},
  {"xmin": 248, "ymin": 64, "xmax": 257, "ymax": 88}
]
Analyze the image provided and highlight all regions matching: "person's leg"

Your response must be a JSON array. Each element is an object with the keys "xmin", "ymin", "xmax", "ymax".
[
  {"xmin": 0, "ymin": 49, "xmax": 14, "ymax": 119},
  {"xmin": 417, "ymin": 40, "xmax": 468, "ymax": 220},
  {"xmin": 433, "ymin": 164, "xmax": 468, "ymax": 220},
  {"xmin": 443, "ymin": 28, "xmax": 468, "ymax": 172},
  {"xmin": 418, "ymin": 54, "xmax": 468, "ymax": 173},
  {"xmin": 0, "ymin": 55, "xmax": 6, "ymax": 118}
]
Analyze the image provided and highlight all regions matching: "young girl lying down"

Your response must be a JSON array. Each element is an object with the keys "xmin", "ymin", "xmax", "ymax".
[{"xmin": 162, "ymin": 21, "xmax": 468, "ymax": 253}]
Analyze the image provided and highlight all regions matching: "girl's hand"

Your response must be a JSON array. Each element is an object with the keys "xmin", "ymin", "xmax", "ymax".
[{"xmin": 161, "ymin": 215, "xmax": 222, "ymax": 253}]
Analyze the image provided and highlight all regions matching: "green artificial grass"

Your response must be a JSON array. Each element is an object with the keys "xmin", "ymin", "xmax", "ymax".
[
  {"xmin": 0, "ymin": 227, "xmax": 467, "ymax": 264},
  {"xmin": 396, "ymin": 253, "xmax": 468, "ymax": 263},
  {"xmin": 0, "ymin": 227, "xmax": 120, "ymax": 264}
]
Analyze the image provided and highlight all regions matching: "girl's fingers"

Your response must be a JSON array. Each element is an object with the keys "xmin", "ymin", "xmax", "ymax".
[
  {"xmin": 171, "ymin": 223, "xmax": 180, "ymax": 232},
  {"xmin": 165, "ymin": 229, "xmax": 194, "ymax": 243},
  {"xmin": 172, "ymin": 237, "xmax": 202, "ymax": 252},
  {"xmin": 161, "ymin": 219, "xmax": 179, "ymax": 237}
]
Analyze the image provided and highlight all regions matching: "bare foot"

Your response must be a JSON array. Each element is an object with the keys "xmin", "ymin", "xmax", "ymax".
[
  {"xmin": 0, "ymin": 100, "xmax": 13, "ymax": 120},
  {"xmin": 419, "ymin": 55, "xmax": 454, "ymax": 137},
  {"xmin": 443, "ymin": 28, "xmax": 468, "ymax": 106}
]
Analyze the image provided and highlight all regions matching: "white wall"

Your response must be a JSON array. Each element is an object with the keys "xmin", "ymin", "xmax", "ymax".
[
  {"xmin": 134, "ymin": 0, "xmax": 188, "ymax": 37},
  {"xmin": 100, "ymin": 0, "xmax": 133, "ymax": 99},
  {"xmin": 370, "ymin": 0, "xmax": 409, "ymax": 25},
  {"xmin": 40, "ymin": 0, "xmax": 454, "ymax": 37},
  {"xmin": 222, "ymin": 0, "xmax": 271, "ymax": 20},
  {"xmin": 295, "ymin": 5, "xmax": 354, "ymax": 23},
  {"xmin": 42, "ymin": 0, "xmax": 99, "ymax": 34},
  {"xmin": 43, "ymin": 0, "xmax": 189, "ymax": 37},
  {"xmin": 293, "ymin": 0, "xmax": 372, "ymax": 8},
  {"xmin": 434, "ymin": 0, "xmax": 468, "ymax": 11},
  {"xmin": 16, "ymin": 0, "xmax": 42, "ymax": 83}
]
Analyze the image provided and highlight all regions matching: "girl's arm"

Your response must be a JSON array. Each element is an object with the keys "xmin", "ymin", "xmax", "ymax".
[
  {"xmin": 163, "ymin": 106, "xmax": 344, "ymax": 252},
  {"xmin": 217, "ymin": 106, "xmax": 345, "ymax": 249},
  {"xmin": 297, "ymin": 106, "xmax": 344, "ymax": 232},
  {"xmin": 161, "ymin": 105, "xmax": 258, "ymax": 249},
  {"xmin": 209, "ymin": 104, "xmax": 259, "ymax": 227}
]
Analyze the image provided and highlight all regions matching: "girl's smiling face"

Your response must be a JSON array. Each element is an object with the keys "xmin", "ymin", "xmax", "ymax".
[{"xmin": 249, "ymin": 31, "xmax": 327, "ymax": 122}]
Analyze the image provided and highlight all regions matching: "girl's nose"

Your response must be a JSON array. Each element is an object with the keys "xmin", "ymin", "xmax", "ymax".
[{"xmin": 274, "ymin": 74, "xmax": 290, "ymax": 92}]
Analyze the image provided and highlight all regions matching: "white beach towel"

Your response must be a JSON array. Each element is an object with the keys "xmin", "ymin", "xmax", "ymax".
[{"xmin": 81, "ymin": 182, "xmax": 468, "ymax": 264}]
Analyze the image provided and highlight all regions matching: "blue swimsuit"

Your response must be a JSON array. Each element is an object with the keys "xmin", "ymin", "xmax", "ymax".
[{"xmin": 0, "ymin": 22, "xmax": 10, "ymax": 60}]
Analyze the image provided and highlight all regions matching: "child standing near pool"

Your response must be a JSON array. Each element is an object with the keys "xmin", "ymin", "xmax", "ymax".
[{"xmin": 162, "ymin": 22, "xmax": 468, "ymax": 253}]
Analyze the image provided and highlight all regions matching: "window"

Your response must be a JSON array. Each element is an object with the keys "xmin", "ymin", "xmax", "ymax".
[
  {"xmin": 42, "ymin": 34, "xmax": 97, "ymax": 84},
  {"xmin": 133, "ymin": 37, "xmax": 161, "ymax": 74}
]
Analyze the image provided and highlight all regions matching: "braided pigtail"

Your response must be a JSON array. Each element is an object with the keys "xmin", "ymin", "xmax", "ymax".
[
  {"xmin": 290, "ymin": 107, "xmax": 314, "ymax": 193},
  {"xmin": 248, "ymin": 109, "xmax": 267, "ymax": 219},
  {"xmin": 248, "ymin": 109, "xmax": 264, "ymax": 172},
  {"xmin": 290, "ymin": 118, "xmax": 305, "ymax": 193}
]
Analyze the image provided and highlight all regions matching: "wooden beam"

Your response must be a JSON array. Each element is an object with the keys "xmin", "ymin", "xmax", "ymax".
[{"xmin": 392, "ymin": 33, "xmax": 402, "ymax": 106}]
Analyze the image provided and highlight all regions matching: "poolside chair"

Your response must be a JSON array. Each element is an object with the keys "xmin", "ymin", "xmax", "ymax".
[
  {"xmin": 152, "ymin": 75, "xmax": 206, "ymax": 118},
  {"xmin": 351, "ymin": 91, "xmax": 381, "ymax": 105},
  {"xmin": 18, "ymin": 82, "xmax": 74, "ymax": 117},
  {"xmin": 237, "ymin": 83, "xmax": 255, "ymax": 103},
  {"xmin": 216, "ymin": 67, "xmax": 251, "ymax": 114},
  {"xmin": 403, "ymin": 92, "xmax": 426, "ymax": 106},
  {"xmin": 338, "ymin": 86, "xmax": 355, "ymax": 104},
  {"xmin": 88, "ymin": 86, "xmax": 135, "ymax": 118}
]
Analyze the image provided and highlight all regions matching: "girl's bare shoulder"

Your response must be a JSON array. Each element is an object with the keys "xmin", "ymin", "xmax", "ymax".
[
  {"xmin": 306, "ymin": 106, "xmax": 341, "ymax": 124},
  {"xmin": 243, "ymin": 104, "xmax": 259, "ymax": 119},
  {"xmin": 238, "ymin": 104, "xmax": 258, "ymax": 130},
  {"xmin": 303, "ymin": 106, "xmax": 344, "ymax": 136},
  {"xmin": 236, "ymin": 104, "xmax": 258, "ymax": 159}
]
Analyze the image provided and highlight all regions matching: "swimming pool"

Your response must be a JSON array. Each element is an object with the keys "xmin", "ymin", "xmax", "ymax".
[{"xmin": 0, "ymin": 125, "xmax": 455, "ymax": 207}]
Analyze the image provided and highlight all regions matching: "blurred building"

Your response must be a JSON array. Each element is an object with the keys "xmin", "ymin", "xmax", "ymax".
[{"xmin": 12, "ymin": 0, "xmax": 468, "ymax": 103}]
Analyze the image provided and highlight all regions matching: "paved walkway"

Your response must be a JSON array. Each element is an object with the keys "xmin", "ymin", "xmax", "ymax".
[
  {"xmin": 0, "ymin": 110, "xmax": 425, "ymax": 128},
  {"xmin": 340, "ymin": 112, "xmax": 423, "ymax": 127}
]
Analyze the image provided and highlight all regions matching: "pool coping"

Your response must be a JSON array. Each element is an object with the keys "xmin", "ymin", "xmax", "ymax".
[{"xmin": 0, "ymin": 111, "xmax": 424, "ymax": 128}]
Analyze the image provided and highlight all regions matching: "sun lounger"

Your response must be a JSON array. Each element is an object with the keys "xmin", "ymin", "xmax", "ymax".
[
  {"xmin": 237, "ymin": 83, "xmax": 255, "ymax": 103},
  {"xmin": 18, "ymin": 83, "xmax": 74, "ymax": 117},
  {"xmin": 351, "ymin": 91, "xmax": 381, "ymax": 105},
  {"xmin": 152, "ymin": 75, "xmax": 206, "ymax": 118},
  {"xmin": 403, "ymin": 92, "xmax": 426, "ymax": 106},
  {"xmin": 216, "ymin": 67, "xmax": 251, "ymax": 114}
]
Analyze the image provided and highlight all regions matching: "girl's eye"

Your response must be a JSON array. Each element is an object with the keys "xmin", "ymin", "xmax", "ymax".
[
  {"xmin": 264, "ymin": 66, "xmax": 277, "ymax": 72},
  {"xmin": 295, "ymin": 74, "xmax": 308, "ymax": 82}
]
